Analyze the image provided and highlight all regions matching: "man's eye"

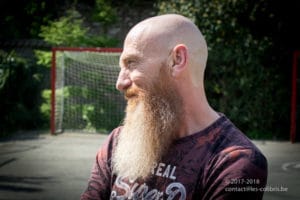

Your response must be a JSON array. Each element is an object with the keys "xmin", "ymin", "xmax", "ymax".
[{"xmin": 127, "ymin": 60, "xmax": 136, "ymax": 68}]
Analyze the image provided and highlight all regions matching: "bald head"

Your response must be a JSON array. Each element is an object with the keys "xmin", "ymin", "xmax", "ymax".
[{"xmin": 124, "ymin": 14, "xmax": 208, "ymax": 87}]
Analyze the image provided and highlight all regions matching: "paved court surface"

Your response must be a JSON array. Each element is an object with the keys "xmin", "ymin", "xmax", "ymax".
[{"xmin": 0, "ymin": 132, "xmax": 299, "ymax": 200}]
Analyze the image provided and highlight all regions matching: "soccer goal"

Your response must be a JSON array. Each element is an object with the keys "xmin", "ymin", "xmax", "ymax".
[{"xmin": 51, "ymin": 47, "xmax": 125, "ymax": 134}]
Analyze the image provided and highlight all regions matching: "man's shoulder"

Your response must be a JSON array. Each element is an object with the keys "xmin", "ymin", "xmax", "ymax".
[
  {"xmin": 109, "ymin": 126, "xmax": 123, "ymax": 138},
  {"xmin": 212, "ymin": 114, "xmax": 257, "ymax": 150},
  {"xmin": 213, "ymin": 121, "xmax": 267, "ymax": 171},
  {"xmin": 108, "ymin": 126, "xmax": 123, "ymax": 141},
  {"xmin": 206, "ymin": 114, "xmax": 267, "ymax": 166}
]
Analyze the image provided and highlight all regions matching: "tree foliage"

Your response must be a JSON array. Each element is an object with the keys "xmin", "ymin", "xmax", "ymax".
[
  {"xmin": 0, "ymin": 0, "xmax": 67, "ymax": 39},
  {"xmin": 40, "ymin": 9, "xmax": 87, "ymax": 47},
  {"xmin": 0, "ymin": 51, "xmax": 48, "ymax": 136},
  {"xmin": 35, "ymin": 8, "xmax": 119, "ymax": 66},
  {"xmin": 93, "ymin": 0, "xmax": 118, "ymax": 28}
]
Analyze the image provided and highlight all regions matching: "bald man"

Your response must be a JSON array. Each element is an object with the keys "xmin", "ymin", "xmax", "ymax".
[{"xmin": 81, "ymin": 14, "xmax": 268, "ymax": 200}]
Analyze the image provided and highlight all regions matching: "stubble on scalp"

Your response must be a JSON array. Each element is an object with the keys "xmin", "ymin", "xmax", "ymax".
[{"xmin": 112, "ymin": 66, "xmax": 184, "ymax": 180}]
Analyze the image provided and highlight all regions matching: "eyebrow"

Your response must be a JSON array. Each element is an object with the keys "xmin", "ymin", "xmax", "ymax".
[
  {"xmin": 119, "ymin": 53, "xmax": 141, "ymax": 66},
  {"xmin": 121, "ymin": 52, "xmax": 141, "ymax": 60}
]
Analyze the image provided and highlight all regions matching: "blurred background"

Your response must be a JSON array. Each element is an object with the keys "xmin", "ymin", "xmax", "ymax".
[
  {"xmin": 1, "ymin": 1, "xmax": 300, "ymax": 200},
  {"xmin": 1, "ymin": 0, "xmax": 300, "ymax": 140}
]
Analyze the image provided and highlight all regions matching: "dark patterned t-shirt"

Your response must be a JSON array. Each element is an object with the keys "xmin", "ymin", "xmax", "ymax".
[{"xmin": 81, "ymin": 114, "xmax": 268, "ymax": 200}]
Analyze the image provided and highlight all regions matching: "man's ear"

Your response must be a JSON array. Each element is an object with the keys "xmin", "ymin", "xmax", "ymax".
[{"xmin": 170, "ymin": 44, "xmax": 188, "ymax": 77}]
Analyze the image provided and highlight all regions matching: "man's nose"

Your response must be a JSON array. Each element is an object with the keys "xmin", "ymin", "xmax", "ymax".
[{"xmin": 116, "ymin": 69, "xmax": 132, "ymax": 91}]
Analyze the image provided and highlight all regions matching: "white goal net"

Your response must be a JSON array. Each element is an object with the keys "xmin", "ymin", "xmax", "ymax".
[{"xmin": 51, "ymin": 48, "xmax": 125, "ymax": 134}]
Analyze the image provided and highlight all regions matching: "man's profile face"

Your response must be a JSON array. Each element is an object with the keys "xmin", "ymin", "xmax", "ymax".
[
  {"xmin": 117, "ymin": 44, "xmax": 162, "ymax": 100},
  {"xmin": 113, "ymin": 30, "xmax": 185, "ymax": 180},
  {"xmin": 116, "ymin": 22, "xmax": 174, "ymax": 102}
]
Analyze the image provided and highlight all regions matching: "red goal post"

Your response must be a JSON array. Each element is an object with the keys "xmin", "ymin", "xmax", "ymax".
[
  {"xmin": 51, "ymin": 47, "xmax": 123, "ymax": 135},
  {"xmin": 290, "ymin": 50, "xmax": 300, "ymax": 143}
]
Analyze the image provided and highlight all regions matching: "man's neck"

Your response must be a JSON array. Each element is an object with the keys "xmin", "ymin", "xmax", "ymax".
[{"xmin": 177, "ymin": 88, "xmax": 220, "ymax": 138}]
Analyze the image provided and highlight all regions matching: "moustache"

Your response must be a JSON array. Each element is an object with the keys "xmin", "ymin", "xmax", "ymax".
[{"xmin": 124, "ymin": 87, "xmax": 140, "ymax": 100}]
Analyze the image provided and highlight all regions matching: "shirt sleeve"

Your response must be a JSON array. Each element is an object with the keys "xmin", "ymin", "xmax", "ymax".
[
  {"xmin": 80, "ymin": 128, "xmax": 120, "ymax": 200},
  {"xmin": 201, "ymin": 146, "xmax": 268, "ymax": 200}
]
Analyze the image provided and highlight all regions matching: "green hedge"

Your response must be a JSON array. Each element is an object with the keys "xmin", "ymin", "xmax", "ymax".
[{"xmin": 0, "ymin": 51, "xmax": 49, "ymax": 136}]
